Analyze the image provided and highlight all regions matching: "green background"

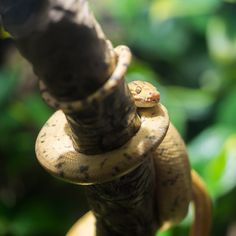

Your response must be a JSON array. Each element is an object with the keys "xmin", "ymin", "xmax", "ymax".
[{"xmin": 0, "ymin": 0, "xmax": 236, "ymax": 235}]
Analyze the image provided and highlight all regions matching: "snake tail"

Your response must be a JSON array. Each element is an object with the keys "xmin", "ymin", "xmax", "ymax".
[{"xmin": 190, "ymin": 170, "xmax": 212, "ymax": 236}]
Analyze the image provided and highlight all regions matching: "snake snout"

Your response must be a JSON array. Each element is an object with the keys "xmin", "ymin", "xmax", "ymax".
[{"xmin": 147, "ymin": 91, "xmax": 160, "ymax": 103}]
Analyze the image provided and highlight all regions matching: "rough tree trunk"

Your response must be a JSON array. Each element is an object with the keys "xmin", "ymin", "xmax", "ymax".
[{"xmin": 0, "ymin": 1, "xmax": 170, "ymax": 235}]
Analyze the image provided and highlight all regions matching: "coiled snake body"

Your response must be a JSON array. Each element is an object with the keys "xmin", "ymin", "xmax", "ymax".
[{"xmin": 128, "ymin": 80, "xmax": 212, "ymax": 235}]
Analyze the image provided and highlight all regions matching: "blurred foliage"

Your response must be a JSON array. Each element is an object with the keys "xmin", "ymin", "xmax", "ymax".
[
  {"xmin": 1, "ymin": 0, "xmax": 236, "ymax": 235},
  {"xmin": 0, "ymin": 27, "xmax": 11, "ymax": 40}
]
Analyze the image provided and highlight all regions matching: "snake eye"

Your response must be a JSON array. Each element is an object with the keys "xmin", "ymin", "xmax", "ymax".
[{"xmin": 135, "ymin": 86, "xmax": 142, "ymax": 94}]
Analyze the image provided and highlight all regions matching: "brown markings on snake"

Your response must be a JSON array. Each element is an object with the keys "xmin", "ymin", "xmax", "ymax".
[
  {"xmin": 113, "ymin": 166, "xmax": 121, "ymax": 173},
  {"xmin": 64, "ymin": 123, "xmax": 72, "ymax": 136},
  {"xmin": 157, "ymin": 148, "xmax": 165, "ymax": 156},
  {"xmin": 123, "ymin": 153, "xmax": 133, "ymax": 161},
  {"xmin": 55, "ymin": 161, "xmax": 66, "ymax": 169},
  {"xmin": 111, "ymin": 166, "xmax": 122, "ymax": 177},
  {"xmin": 59, "ymin": 170, "xmax": 65, "ymax": 178},
  {"xmin": 100, "ymin": 158, "xmax": 108, "ymax": 169},
  {"xmin": 79, "ymin": 165, "xmax": 89, "ymax": 173},
  {"xmin": 45, "ymin": 122, "xmax": 50, "ymax": 127},
  {"xmin": 54, "ymin": 103, "xmax": 60, "ymax": 109},
  {"xmin": 148, "ymin": 135, "xmax": 156, "ymax": 140},
  {"xmin": 40, "ymin": 133, "xmax": 46, "ymax": 138},
  {"xmin": 54, "ymin": 159, "xmax": 66, "ymax": 178}
]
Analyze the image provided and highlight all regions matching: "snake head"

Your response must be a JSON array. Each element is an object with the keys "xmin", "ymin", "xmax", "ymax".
[{"xmin": 128, "ymin": 80, "xmax": 160, "ymax": 108}]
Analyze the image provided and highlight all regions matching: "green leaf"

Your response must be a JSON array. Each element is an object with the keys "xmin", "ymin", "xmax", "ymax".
[
  {"xmin": 130, "ymin": 19, "xmax": 190, "ymax": 59},
  {"xmin": 0, "ymin": 69, "xmax": 18, "ymax": 107},
  {"xmin": 207, "ymin": 16, "xmax": 236, "ymax": 64},
  {"xmin": 204, "ymin": 134, "xmax": 236, "ymax": 197},
  {"xmin": 126, "ymin": 60, "xmax": 161, "ymax": 85},
  {"xmin": 216, "ymin": 86, "xmax": 236, "ymax": 127},
  {"xmin": 218, "ymin": 135, "xmax": 236, "ymax": 194},
  {"xmin": 0, "ymin": 217, "xmax": 9, "ymax": 235},
  {"xmin": 10, "ymin": 202, "xmax": 58, "ymax": 236},
  {"xmin": 0, "ymin": 26, "xmax": 12, "ymax": 39},
  {"xmin": 166, "ymin": 105, "xmax": 187, "ymax": 137},
  {"xmin": 9, "ymin": 94, "xmax": 52, "ymax": 128},
  {"xmin": 107, "ymin": 0, "xmax": 147, "ymax": 23},
  {"xmin": 150, "ymin": 0, "xmax": 221, "ymax": 21},
  {"xmin": 157, "ymin": 230, "xmax": 173, "ymax": 236},
  {"xmin": 164, "ymin": 86, "xmax": 214, "ymax": 120},
  {"xmin": 189, "ymin": 125, "xmax": 236, "ymax": 198},
  {"xmin": 188, "ymin": 125, "xmax": 234, "ymax": 165},
  {"xmin": 22, "ymin": 94, "xmax": 53, "ymax": 127}
]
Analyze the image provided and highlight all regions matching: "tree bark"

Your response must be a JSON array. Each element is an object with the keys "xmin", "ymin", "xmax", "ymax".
[
  {"xmin": 1, "ymin": 1, "xmax": 165, "ymax": 235},
  {"xmin": 85, "ymin": 158, "xmax": 156, "ymax": 236},
  {"xmin": 10, "ymin": 0, "xmax": 140, "ymax": 154},
  {"xmin": 17, "ymin": 1, "xmax": 116, "ymax": 100}
]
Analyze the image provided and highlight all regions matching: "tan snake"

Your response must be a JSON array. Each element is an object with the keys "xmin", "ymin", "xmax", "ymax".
[{"xmin": 128, "ymin": 80, "xmax": 212, "ymax": 235}]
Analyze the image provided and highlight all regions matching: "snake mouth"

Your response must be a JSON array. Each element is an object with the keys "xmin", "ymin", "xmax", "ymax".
[
  {"xmin": 146, "ymin": 96, "xmax": 160, "ymax": 103},
  {"xmin": 144, "ymin": 93, "xmax": 160, "ymax": 106}
]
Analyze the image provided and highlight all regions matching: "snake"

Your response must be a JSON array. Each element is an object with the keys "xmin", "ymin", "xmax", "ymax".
[
  {"xmin": 37, "ymin": 45, "xmax": 211, "ymax": 235},
  {"xmin": 128, "ymin": 80, "xmax": 212, "ymax": 235}
]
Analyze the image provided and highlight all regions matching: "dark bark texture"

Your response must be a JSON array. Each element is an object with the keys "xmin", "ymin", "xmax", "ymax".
[
  {"xmin": 15, "ymin": 0, "xmax": 116, "ymax": 100},
  {"xmin": 67, "ymin": 82, "xmax": 141, "ymax": 154},
  {"xmin": 86, "ymin": 158, "xmax": 156, "ymax": 236}
]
